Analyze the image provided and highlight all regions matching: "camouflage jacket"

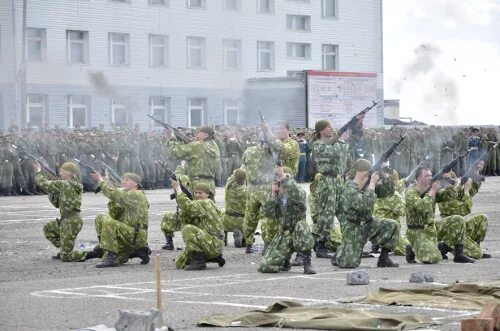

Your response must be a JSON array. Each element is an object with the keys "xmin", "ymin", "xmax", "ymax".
[
  {"xmin": 177, "ymin": 192, "xmax": 224, "ymax": 239},
  {"xmin": 241, "ymin": 145, "xmax": 277, "ymax": 184},
  {"xmin": 168, "ymin": 138, "xmax": 220, "ymax": 179},
  {"xmin": 374, "ymin": 192, "xmax": 405, "ymax": 221},
  {"xmin": 270, "ymin": 137, "xmax": 301, "ymax": 176},
  {"xmin": 224, "ymin": 174, "xmax": 247, "ymax": 215},
  {"xmin": 312, "ymin": 138, "xmax": 349, "ymax": 175},
  {"xmin": 405, "ymin": 185, "xmax": 451, "ymax": 227},
  {"xmin": 438, "ymin": 186, "xmax": 472, "ymax": 217},
  {"xmin": 261, "ymin": 177, "xmax": 306, "ymax": 231},
  {"xmin": 99, "ymin": 181, "xmax": 149, "ymax": 229},
  {"xmin": 338, "ymin": 180, "xmax": 376, "ymax": 224},
  {"xmin": 35, "ymin": 173, "xmax": 83, "ymax": 218}
]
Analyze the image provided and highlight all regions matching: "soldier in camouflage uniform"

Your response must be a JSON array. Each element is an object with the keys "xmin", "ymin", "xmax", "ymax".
[
  {"xmin": 226, "ymin": 132, "xmax": 243, "ymax": 176},
  {"xmin": 437, "ymin": 164, "xmax": 491, "ymax": 259},
  {"xmin": 34, "ymin": 161, "xmax": 88, "ymax": 262},
  {"xmin": 223, "ymin": 169, "xmax": 247, "ymax": 248},
  {"xmin": 90, "ymin": 172, "xmax": 151, "ymax": 268},
  {"xmin": 160, "ymin": 174, "xmax": 190, "ymax": 250},
  {"xmin": 332, "ymin": 159, "xmax": 400, "ymax": 268},
  {"xmin": 241, "ymin": 139, "xmax": 278, "ymax": 253},
  {"xmin": 172, "ymin": 181, "xmax": 225, "ymax": 271},
  {"xmin": 168, "ymin": 127, "xmax": 220, "ymax": 198},
  {"xmin": 258, "ymin": 166, "xmax": 316, "ymax": 274},
  {"xmin": 260, "ymin": 121, "xmax": 301, "ymax": 248},
  {"xmin": 372, "ymin": 169, "xmax": 410, "ymax": 255},
  {"xmin": 311, "ymin": 120, "xmax": 350, "ymax": 258},
  {"xmin": 405, "ymin": 166, "xmax": 475, "ymax": 264}
]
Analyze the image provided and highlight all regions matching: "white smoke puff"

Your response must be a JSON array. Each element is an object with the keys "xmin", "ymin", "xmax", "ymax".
[
  {"xmin": 422, "ymin": 71, "xmax": 460, "ymax": 123},
  {"xmin": 87, "ymin": 71, "xmax": 116, "ymax": 97},
  {"xmin": 415, "ymin": 0, "xmax": 500, "ymax": 26}
]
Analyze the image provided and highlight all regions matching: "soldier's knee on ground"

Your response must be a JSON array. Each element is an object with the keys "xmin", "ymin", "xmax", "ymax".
[{"xmin": 258, "ymin": 263, "xmax": 281, "ymax": 273}]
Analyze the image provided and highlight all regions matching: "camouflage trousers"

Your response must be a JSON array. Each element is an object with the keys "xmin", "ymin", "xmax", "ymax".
[
  {"xmin": 407, "ymin": 215, "xmax": 466, "ymax": 264},
  {"xmin": 336, "ymin": 217, "xmax": 400, "ymax": 269},
  {"xmin": 175, "ymin": 224, "xmax": 224, "ymax": 269},
  {"xmin": 160, "ymin": 210, "xmax": 182, "ymax": 237},
  {"xmin": 43, "ymin": 215, "xmax": 87, "ymax": 262},
  {"xmin": 315, "ymin": 176, "xmax": 345, "ymax": 241},
  {"xmin": 261, "ymin": 218, "xmax": 280, "ymax": 244},
  {"xmin": 463, "ymin": 214, "xmax": 489, "ymax": 259},
  {"xmin": 223, "ymin": 213, "xmax": 244, "ymax": 232},
  {"xmin": 95, "ymin": 213, "xmax": 148, "ymax": 263},
  {"xmin": 259, "ymin": 221, "xmax": 314, "ymax": 273},
  {"xmin": 310, "ymin": 189, "xmax": 342, "ymax": 251},
  {"xmin": 243, "ymin": 184, "xmax": 271, "ymax": 245}
]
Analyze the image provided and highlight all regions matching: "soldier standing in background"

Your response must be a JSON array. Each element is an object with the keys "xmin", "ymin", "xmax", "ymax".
[{"xmin": 223, "ymin": 169, "xmax": 247, "ymax": 248}]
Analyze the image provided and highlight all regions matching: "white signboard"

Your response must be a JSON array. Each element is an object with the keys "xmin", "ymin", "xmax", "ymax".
[{"xmin": 306, "ymin": 71, "xmax": 378, "ymax": 128}]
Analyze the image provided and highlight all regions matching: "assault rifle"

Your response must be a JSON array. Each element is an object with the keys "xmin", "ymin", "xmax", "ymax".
[
  {"xmin": 158, "ymin": 161, "xmax": 193, "ymax": 200},
  {"xmin": 258, "ymin": 108, "xmax": 283, "ymax": 166},
  {"xmin": 419, "ymin": 148, "xmax": 473, "ymax": 198},
  {"xmin": 337, "ymin": 100, "xmax": 379, "ymax": 137},
  {"xmin": 460, "ymin": 142, "xmax": 498, "ymax": 185},
  {"xmin": 13, "ymin": 145, "xmax": 58, "ymax": 180},
  {"xmin": 147, "ymin": 114, "xmax": 192, "ymax": 144}
]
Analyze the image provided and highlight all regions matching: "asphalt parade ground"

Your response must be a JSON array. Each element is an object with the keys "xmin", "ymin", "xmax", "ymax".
[{"xmin": 1, "ymin": 179, "xmax": 499, "ymax": 330}]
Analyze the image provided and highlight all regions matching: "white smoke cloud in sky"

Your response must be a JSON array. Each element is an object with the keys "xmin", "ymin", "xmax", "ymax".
[{"xmin": 384, "ymin": 0, "xmax": 500, "ymax": 125}]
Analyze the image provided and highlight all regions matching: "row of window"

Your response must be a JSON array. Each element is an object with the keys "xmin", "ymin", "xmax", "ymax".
[
  {"xmin": 26, "ymin": 95, "xmax": 240, "ymax": 128},
  {"xmin": 27, "ymin": 28, "xmax": 338, "ymax": 71},
  {"xmin": 117, "ymin": 0, "xmax": 337, "ymax": 18}
]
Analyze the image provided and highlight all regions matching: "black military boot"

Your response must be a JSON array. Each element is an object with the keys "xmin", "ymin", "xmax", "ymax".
[
  {"xmin": 224, "ymin": 231, "xmax": 228, "ymax": 247},
  {"xmin": 85, "ymin": 244, "xmax": 104, "ymax": 260},
  {"xmin": 291, "ymin": 252, "xmax": 305, "ymax": 266},
  {"xmin": 315, "ymin": 240, "xmax": 333, "ymax": 259},
  {"xmin": 129, "ymin": 246, "xmax": 152, "ymax": 265},
  {"xmin": 162, "ymin": 234, "xmax": 174, "ymax": 250},
  {"xmin": 96, "ymin": 251, "xmax": 120, "ymax": 268},
  {"xmin": 207, "ymin": 255, "xmax": 225, "ymax": 267},
  {"xmin": 52, "ymin": 253, "xmax": 61, "ymax": 260},
  {"xmin": 21, "ymin": 188, "xmax": 33, "ymax": 196},
  {"xmin": 371, "ymin": 243, "xmax": 380, "ymax": 254},
  {"xmin": 302, "ymin": 251, "xmax": 317, "ymax": 274},
  {"xmin": 438, "ymin": 241, "xmax": 450, "ymax": 260},
  {"xmin": 377, "ymin": 248, "xmax": 399, "ymax": 267},
  {"xmin": 453, "ymin": 244, "xmax": 475, "ymax": 263},
  {"xmin": 233, "ymin": 230, "xmax": 243, "ymax": 248},
  {"xmin": 184, "ymin": 252, "xmax": 207, "ymax": 271},
  {"xmin": 405, "ymin": 245, "xmax": 417, "ymax": 264},
  {"xmin": 281, "ymin": 260, "xmax": 291, "ymax": 272},
  {"xmin": 245, "ymin": 245, "xmax": 254, "ymax": 254},
  {"xmin": 482, "ymin": 252, "xmax": 492, "ymax": 258}
]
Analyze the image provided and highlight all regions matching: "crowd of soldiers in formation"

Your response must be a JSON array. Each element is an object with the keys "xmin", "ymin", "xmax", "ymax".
[
  {"xmin": 1, "ymin": 120, "xmax": 497, "ymax": 272},
  {"xmin": 1, "ymin": 124, "xmax": 499, "ymax": 196}
]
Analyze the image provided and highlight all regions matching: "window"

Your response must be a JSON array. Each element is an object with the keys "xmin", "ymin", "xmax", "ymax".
[
  {"xmin": 68, "ymin": 95, "xmax": 88, "ymax": 128},
  {"xmin": 187, "ymin": 0, "xmax": 205, "ymax": 8},
  {"xmin": 322, "ymin": 0, "xmax": 336, "ymax": 18},
  {"xmin": 150, "ymin": 97, "xmax": 170, "ymax": 125},
  {"xmin": 224, "ymin": 99, "xmax": 239, "ymax": 125},
  {"xmin": 109, "ymin": 33, "xmax": 130, "ymax": 65},
  {"xmin": 149, "ymin": 34, "xmax": 168, "ymax": 67},
  {"xmin": 286, "ymin": 15, "xmax": 311, "ymax": 32},
  {"xmin": 257, "ymin": 41, "xmax": 274, "ymax": 71},
  {"xmin": 287, "ymin": 42, "xmax": 311, "ymax": 60},
  {"xmin": 26, "ymin": 28, "xmax": 46, "ymax": 62},
  {"xmin": 26, "ymin": 95, "xmax": 46, "ymax": 127},
  {"xmin": 111, "ymin": 100, "xmax": 128, "ymax": 126},
  {"xmin": 188, "ymin": 98, "xmax": 205, "ymax": 127},
  {"xmin": 67, "ymin": 30, "xmax": 89, "ymax": 64},
  {"xmin": 149, "ymin": 0, "xmax": 167, "ymax": 4},
  {"xmin": 257, "ymin": 0, "xmax": 274, "ymax": 13},
  {"xmin": 223, "ymin": 39, "xmax": 242, "ymax": 70},
  {"xmin": 187, "ymin": 37, "xmax": 206, "ymax": 68},
  {"xmin": 322, "ymin": 44, "xmax": 337, "ymax": 70},
  {"xmin": 223, "ymin": 0, "xmax": 240, "ymax": 10}
]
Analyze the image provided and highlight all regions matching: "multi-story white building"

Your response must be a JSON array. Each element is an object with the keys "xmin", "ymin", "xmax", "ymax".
[{"xmin": 0, "ymin": 0, "xmax": 383, "ymax": 129}]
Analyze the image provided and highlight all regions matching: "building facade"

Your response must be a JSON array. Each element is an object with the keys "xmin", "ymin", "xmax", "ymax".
[{"xmin": 0, "ymin": 0, "xmax": 383, "ymax": 130}]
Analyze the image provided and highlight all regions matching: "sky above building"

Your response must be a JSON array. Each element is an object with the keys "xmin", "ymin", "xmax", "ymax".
[{"xmin": 384, "ymin": 0, "xmax": 500, "ymax": 125}]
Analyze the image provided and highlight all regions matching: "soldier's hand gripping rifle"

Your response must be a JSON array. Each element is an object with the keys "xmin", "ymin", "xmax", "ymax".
[
  {"xmin": 147, "ymin": 114, "xmax": 192, "ymax": 144},
  {"xmin": 337, "ymin": 100, "xmax": 379, "ymax": 137},
  {"xmin": 12, "ymin": 144, "xmax": 59, "ymax": 180},
  {"xmin": 158, "ymin": 161, "xmax": 193, "ymax": 200},
  {"xmin": 419, "ymin": 148, "xmax": 473, "ymax": 198},
  {"xmin": 100, "ymin": 161, "xmax": 123, "ymax": 187},
  {"xmin": 460, "ymin": 142, "xmax": 498, "ymax": 185}
]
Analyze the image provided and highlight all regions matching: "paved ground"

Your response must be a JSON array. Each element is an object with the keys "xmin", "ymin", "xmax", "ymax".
[{"xmin": 0, "ymin": 179, "xmax": 499, "ymax": 331}]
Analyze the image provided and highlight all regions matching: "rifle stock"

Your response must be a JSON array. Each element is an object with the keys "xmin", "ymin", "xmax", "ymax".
[
  {"xmin": 158, "ymin": 161, "xmax": 193, "ymax": 200},
  {"xmin": 13, "ymin": 145, "xmax": 59, "ymax": 180}
]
